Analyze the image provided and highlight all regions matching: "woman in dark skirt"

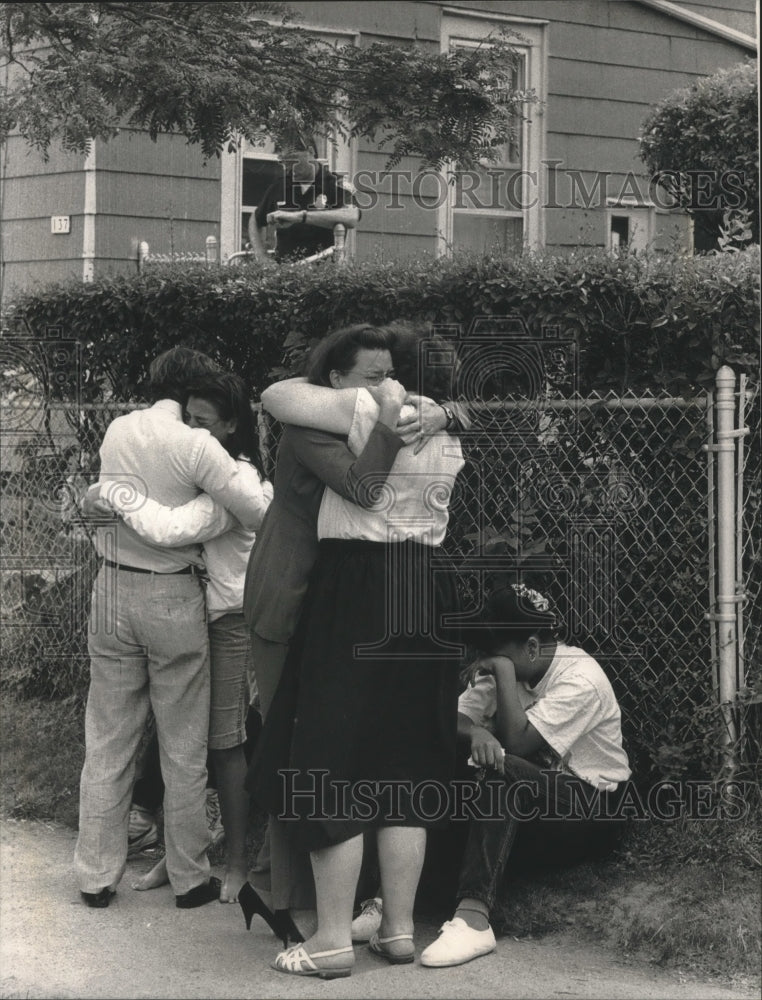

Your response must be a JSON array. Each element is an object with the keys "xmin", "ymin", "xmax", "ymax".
[{"xmin": 247, "ymin": 323, "xmax": 465, "ymax": 978}]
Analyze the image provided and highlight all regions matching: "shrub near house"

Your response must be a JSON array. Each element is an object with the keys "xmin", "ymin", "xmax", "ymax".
[
  {"xmin": 5, "ymin": 246, "xmax": 759, "ymax": 400},
  {"xmin": 2, "ymin": 247, "xmax": 759, "ymax": 782}
]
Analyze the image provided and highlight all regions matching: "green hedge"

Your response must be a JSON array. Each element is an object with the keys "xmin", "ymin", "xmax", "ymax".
[{"xmin": 4, "ymin": 246, "xmax": 759, "ymax": 400}]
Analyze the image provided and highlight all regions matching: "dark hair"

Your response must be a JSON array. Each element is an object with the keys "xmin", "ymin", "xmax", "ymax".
[
  {"xmin": 148, "ymin": 347, "xmax": 221, "ymax": 404},
  {"xmin": 474, "ymin": 623, "xmax": 557, "ymax": 656},
  {"xmin": 471, "ymin": 585, "xmax": 558, "ymax": 655},
  {"xmin": 382, "ymin": 320, "xmax": 459, "ymax": 399},
  {"xmin": 185, "ymin": 372, "xmax": 265, "ymax": 479},
  {"xmin": 305, "ymin": 324, "xmax": 395, "ymax": 387}
]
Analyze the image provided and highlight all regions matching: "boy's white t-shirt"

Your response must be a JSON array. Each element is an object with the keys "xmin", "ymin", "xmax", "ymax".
[{"xmin": 458, "ymin": 644, "xmax": 631, "ymax": 790}]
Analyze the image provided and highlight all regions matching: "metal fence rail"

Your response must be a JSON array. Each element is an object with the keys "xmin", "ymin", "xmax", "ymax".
[{"xmin": 1, "ymin": 380, "xmax": 759, "ymax": 782}]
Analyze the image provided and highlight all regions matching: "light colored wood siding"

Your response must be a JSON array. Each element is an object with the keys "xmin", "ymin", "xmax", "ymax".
[
  {"xmin": 478, "ymin": 0, "xmax": 755, "ymax": 250},
  {"xmin": 288, "ymin": 1, "xmax": 440, "ymax": 40},
  {"xmin": 2, "ymin": 259, "xmax": 83, "ymax": 300},
  {"xmin": 1, "ymin": 135, "xmax": 87, "ymax": 300},
  {"xmin": 670, "ymin": 0, "xmax": 757, "ymax": 36},
  {"xmin": 93, "ymin": 128, "xmax": 221, "ymax": 270},
  {"xmin": 355, "ymin": 231, "xmax": 438, "ymax": 261},
  {"xmin": 1, "ymin": 0, "xmax": 755, "ymax": 296},
  {"xmin": 353, "ymin": 150, "xmax": 441, "ymax": 244}
]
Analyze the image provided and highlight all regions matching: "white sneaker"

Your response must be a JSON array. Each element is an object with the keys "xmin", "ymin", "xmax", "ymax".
[
  {"xmin": 420, "ymin": 916, "xmax": 496, "ymax": 968},
  {"xmin": 350, "ymin": 897, "xmax": 383, "ymax": 942}
]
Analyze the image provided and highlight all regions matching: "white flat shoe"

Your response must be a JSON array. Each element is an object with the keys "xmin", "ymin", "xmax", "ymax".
[
  {"xmin": 272, "ymin": 943, "xmax": 354, "ymax": 979},
  {"xmin": 368, "ymin": 931, "xmax": 414, "ymax": 964},
  {"xmin": 420, "ymin": 917, "xmax": 496, "ymax": 968}
]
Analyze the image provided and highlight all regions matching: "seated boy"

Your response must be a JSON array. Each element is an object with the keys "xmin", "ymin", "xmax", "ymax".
[{"xmin": 420, "ymin": 583, "xmax": 631, "ymax": 968}]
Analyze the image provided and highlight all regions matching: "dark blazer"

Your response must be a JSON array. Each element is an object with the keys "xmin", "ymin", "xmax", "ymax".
[{"xmin": 243, "ymin": 422, "xmax": 403, "ymax": 644}]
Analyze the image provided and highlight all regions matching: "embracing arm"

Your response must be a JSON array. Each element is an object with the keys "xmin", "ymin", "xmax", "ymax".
[
  {"xmin": 192, "ymin": 437, "xmax": 271, "ymax": 531},
  {"xmin": 95, "ymin": 482, "xmax": 236, "ymax": 547},
  {"xmin": 262, "ymin": 377, "xmax": 454, "ymax": 447},
  {"xmin": 261, "ymin": 378, "xmax": 359, "ymax": 434},
  {"xmin": 396, "ymin": 397, "xmax": 471, "ymax": 444},
  {"xmin": 262, "ymin": 377, "xmax": 406, "ymax": 437}
]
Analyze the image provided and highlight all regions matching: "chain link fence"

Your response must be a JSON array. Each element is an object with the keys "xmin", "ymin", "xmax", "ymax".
[
  {"xmin": 1, "ymin": 385, "xmax": 759, "ymax": 782},
  {"xmin": 737, "ymin": 378, "xmax": 762, "ymax": 772},
  {"xmin": 436, "ymin": 393, "xmax": 720, "ymax": 781}
]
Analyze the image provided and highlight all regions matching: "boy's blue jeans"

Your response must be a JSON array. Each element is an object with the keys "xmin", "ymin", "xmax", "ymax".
[{"xmin": 457, "ymin": 754, "xmax": 627, "ymax": 911}]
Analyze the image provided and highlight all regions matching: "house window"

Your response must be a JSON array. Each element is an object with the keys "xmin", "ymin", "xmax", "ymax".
[
  {"xmin": 610, "ymin": 215, "xmax": 630, "ymax": 250},
  {"xmin": 219, "ymin": 26, "xmax": 357, "ymax": 262},
  {"xmin": 241, "ymin": 153, "xmax": 282, "ymax": 253},
  {"xmin": 452, "ymin": 213, "xmax": 524, "ymax": 254},
  {"xmin": 440, "ymin": 12, "xmax": 547, "ymax": 256},
  {"xmin": 607, "ymin": 204, "xmax": 654, "ymax": 253}
]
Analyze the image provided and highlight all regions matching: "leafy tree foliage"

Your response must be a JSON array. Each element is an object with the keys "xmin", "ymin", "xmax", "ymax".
[
  {"xmin": 639, "ymin": 60, "xmax": 759, "ymax": 250},
  {"xmin": 0, "ymin": 1, "xmax": 534, "ymax": 168}
]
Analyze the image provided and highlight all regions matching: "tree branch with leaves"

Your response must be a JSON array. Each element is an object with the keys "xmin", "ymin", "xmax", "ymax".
[{"xmin": 0, "ymin": 1, "xmax": 536, "ymax": 169}]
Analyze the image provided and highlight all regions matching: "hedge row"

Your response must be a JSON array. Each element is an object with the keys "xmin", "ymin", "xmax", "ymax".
[{"xmin": 3, "ymin": 245, "xmax": 759, "ymax": 401}]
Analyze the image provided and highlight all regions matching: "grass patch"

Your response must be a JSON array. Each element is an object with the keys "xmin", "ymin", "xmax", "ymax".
[
  {"xmin": 0, "ymin": 694, "xmax": 85, "ymax": 828},
  {"xmin": 493, "ymin": 832, "xmax": 761, "ymax": 984},
  {"xmin": 1, "ymin": 693, "xmax": 759, "ymax": 986}
]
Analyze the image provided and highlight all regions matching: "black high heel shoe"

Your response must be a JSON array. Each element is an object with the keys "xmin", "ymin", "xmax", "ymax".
[
  {"xmin": 238, "ymin": 883, "xmax": 304, "ymax": 948},
  {"xmin": 273, "ymin": 909, "xmax": 305, "ymax": 948}
]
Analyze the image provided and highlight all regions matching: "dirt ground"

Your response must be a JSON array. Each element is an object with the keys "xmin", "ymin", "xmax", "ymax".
[{"xmin": 2, "ymin": 819, "xmax": 758, "ymax": 1000}]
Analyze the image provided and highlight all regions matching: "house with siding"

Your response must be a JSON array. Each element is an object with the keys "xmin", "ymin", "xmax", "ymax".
[{"xmin": 0, "ymin": 0, "xmax": 757, "ymax": 302}]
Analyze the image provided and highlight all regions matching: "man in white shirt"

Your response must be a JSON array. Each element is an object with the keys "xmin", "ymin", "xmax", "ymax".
[
  {"xmin": 420, "ymin": 583, "xmax": 631, "ymax": 968},
  {"xmin": 74, "ymin": 348, "xmax": 268, "ymax": 909}
]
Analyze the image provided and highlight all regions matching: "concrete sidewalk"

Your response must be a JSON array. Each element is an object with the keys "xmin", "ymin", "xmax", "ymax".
[{"xmin": 0, "ymin": 819, "xmax": 757, "ymax": 1000}]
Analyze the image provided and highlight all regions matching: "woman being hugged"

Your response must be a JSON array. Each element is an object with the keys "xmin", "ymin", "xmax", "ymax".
[
  {"xmin": 248, "ymin": 322, "xmax": 466, "ymax": 978},
  {"xmin": 94, "ymin": 372, "xmax": 272, "ymax": 903}
]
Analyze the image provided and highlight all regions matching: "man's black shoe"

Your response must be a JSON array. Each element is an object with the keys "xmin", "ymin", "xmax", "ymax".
[
  {"xmin": 175, "ymin": 877, "xmax": 221, "ymax": 909},
  {"xmin": 81, "ymin": 888, "xmax": 116, "ymax": 908}
]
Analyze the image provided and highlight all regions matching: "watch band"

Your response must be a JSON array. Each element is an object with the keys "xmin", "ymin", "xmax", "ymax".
[{"xmin": 440, "ymin": 403, "xmax": 456, "ymax": 431}]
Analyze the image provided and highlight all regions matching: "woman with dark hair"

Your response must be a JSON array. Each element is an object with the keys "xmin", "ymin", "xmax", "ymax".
[
  {"xmin": 247, "ymin": 322, "xmax": 466, "ymax": 979},
  {"xmin": 240, "ymin": 324, "xmax": 410, "ymax": 944},
  {"xmin": 92, "ymin": 371, "xmax": 272, "ymax": 904}
]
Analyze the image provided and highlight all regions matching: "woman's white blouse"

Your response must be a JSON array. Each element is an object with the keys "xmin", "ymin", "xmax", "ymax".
[{"xmin": 317, "ymin": 389, "xmax": 464, "ymax": 546}]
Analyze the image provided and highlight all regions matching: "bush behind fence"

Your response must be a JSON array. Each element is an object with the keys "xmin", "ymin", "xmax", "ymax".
[
  {"xmin": 2, "ymin": 247, "xmax": 759, "ymax": 782},
  {"xmin": 1, "ymin": 387, "xmax": 759, "ymax": 785}
]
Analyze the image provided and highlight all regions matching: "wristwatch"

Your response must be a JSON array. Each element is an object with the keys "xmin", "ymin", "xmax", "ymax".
[{"xmin": 439, "ymin": 403, "xmax": 456, "ymax": 432}]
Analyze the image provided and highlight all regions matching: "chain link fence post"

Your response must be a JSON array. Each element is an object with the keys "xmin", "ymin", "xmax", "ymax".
[{"xmin": 712, "ymin": 366, "xmax": 741, "ymax": 774}]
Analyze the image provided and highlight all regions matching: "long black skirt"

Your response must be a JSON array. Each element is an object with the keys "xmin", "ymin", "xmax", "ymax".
[{"xmin": 246, "ymin": 538, "xmax": 463, "ymax": 852}]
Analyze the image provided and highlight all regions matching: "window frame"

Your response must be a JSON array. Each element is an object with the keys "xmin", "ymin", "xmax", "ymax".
[
  {"xmin": 606, "ymin": 199, "xmax": 656, "ymax": 253},
  {"xmin": 438, "ymin": 9, "xmax": 547, "ymax": 257},
  {"xmin": 219, "ymin": 25, "xmax": 359, "ymax": 261}
]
